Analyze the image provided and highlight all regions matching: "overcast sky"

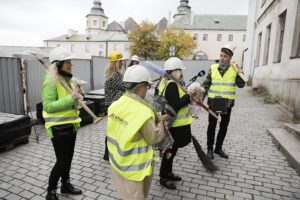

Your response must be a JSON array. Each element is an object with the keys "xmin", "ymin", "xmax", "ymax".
[{"xmin": 0, "ymin": 0, "xmax": 249, "ymax": 47}]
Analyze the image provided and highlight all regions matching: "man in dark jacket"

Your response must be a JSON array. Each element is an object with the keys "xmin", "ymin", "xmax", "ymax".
[{"xmin": 203, "ymin": 44, "xmax": 245, "ymax": 159}]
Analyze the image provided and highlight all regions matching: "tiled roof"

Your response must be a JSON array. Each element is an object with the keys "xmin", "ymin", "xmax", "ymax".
[
  {"xmin": 107, "ymin": 21, "xmax": 126, "ymax": 32},
  {"xmin": 45, "ymin": 32, "xmax": 129, "ymax": 42},
  {"xmin": 173, "ymin": 14, "xmax": 247, "ymax": 31}
]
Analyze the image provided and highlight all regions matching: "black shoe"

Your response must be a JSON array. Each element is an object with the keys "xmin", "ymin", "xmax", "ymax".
[
  {"xmin": 214, "ymin": 149, "xmax": 228, "ymax": 159},
  {"xmin": 167, "ymin": 173, "xmax": 182, "ymax": 181},
  {"xmin": 160, "ymin": 178, "xmax": 176, "ymax": 190},
  {"xmin": 61, "ymin": 181, "xmax": 82, "ymax": 195},
  {"xmin": 103, "ymin": 155, "xmax": 109, "ymax": 161},
  {"xmin": 46, "ymin": 189, "xmax": 59, "ymax": 200},
  {"xmin": 207, "ymin": 149, "xmax": 214, "ymax": 159}
]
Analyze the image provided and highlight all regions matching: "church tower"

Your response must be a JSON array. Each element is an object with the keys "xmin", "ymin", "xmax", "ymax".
[
  {"xmin": 174, "ymin": 0, "xmax": 191, "ymax": 21},
  {"xmin": 86, "ymin": 0, "xmax": 108, "ymax": 35}
]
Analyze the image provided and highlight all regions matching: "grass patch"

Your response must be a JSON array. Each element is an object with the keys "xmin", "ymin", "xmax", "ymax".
[
  {"xmin": 277, "ymin": 113, "xmax": 294, "ymax": 123},
  {"xmin": 251, "ymin": 87, "xmax": 278, "ymax": 104}
]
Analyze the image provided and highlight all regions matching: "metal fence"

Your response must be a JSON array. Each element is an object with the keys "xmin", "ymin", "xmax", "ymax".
[
  {"xmin": 26, "ymin": 60, "xmax": 46, "ymax": 113},
  {"xmin": 0, "ymin": 57, "xmax": 24, "ymax": 114},
  {"xmin": 92, "ymin": 56, "xmax": 108, "ymax": 89},
  {"xmin": 0, "ymin": 56, "xmax": 214, "ymax": 114},
  {"xmin": 26, "ymin": 59, "xmax": 92, "ymax": 112},
  {"xmin": 142, "ymin": 60, "xmax": 214, "ymax": 84}
]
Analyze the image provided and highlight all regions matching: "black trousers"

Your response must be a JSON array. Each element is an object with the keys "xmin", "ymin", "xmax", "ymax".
[
  {"xmin": 207, "ymin": 108, "xmax": 232, "ymax": 151},
  {"xmin": 47, "ymin": 126, "xmax": 76, "ymax": 192},
  {"xmin": 104, "ymin": 136, "xmax": 108, "ymax": 158},
  {"xmin": 159, "ymin": 147, "xmax": 178, "ymax": 178}
]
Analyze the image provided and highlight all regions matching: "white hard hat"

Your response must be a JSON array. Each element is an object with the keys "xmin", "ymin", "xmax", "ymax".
[
  {"xmin": 123, "ymin": 65, "xmax": 151, "ymax": 83},
  {"xmin": 221, "ymin": 44, "xmax": 235, "ymax": 56},
  {"xmin": 131, "ymin": 55, "xmax": 140, "ymax": 62},
  {"xmin": 164, "ymin": 57, "xmax": 186, "ymax": 71},
  {"xmin": 49, "ymin": 47, "xmax": 73, "ymax": 63}
]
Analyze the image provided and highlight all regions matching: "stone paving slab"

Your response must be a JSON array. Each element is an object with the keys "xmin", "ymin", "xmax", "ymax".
[{"xmin": 0, "ymin": 87, "xmax": 300, "ymax": 200}]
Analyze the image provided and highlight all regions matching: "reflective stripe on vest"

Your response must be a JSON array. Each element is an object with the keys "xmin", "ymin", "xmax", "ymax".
[
  {"xmin": 43, "ymin": 76, "xmax": 81, "ymax": 129},
  {"xmin": 107, "ymin": 94, "xmax": 155, "ymax": 181},
  {"xmin": 107, "ymin": 136, "xmax": 153, "ymax": 157},
  {"xmin": 46, "ymin": 106, "xmax": 74, "ymax": 113},
  {"xmin": 44, "ymin": 116, "xmax": 78, "ymax": 123},
  {"xmin": 158, "ymin": 78, "xmax": 192, "ymax": 127},
  {"xmin": 108, "ymin": 153, "xmax": 152, "ymax": 172},
  {"xmin": 208, "ymin": 64, "xmax": 237, "ymax": 100}
]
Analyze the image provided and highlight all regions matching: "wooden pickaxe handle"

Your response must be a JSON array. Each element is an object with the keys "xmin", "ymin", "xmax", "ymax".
[
  {"xmin": 60, "ymin": 78, "xmax": 102, "ymax": 124},
  {"xmin": 232, "ymin": 63, "xmax": 248, "ymax": 83}
]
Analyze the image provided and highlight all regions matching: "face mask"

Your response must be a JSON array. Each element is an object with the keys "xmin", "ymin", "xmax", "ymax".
[
  {"xmin": 58, "ymin": 68, "xmax": 73, "ymax": 78},
  {"xmin": 171, "ymin": 70, "xmax": 182, "ymax": 81}
]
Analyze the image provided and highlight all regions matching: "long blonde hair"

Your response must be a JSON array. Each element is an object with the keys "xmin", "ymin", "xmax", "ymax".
[
  {"xmin": 105, "ymin": 61, "xmax": 122, "ymax": 80},
  {"xmin": 48, "ymin": 64, "xmax": 60, "ymax": 85}
]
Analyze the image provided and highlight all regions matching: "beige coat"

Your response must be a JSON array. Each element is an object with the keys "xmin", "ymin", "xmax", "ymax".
[{"xmin": 110, "ymin": 92, "xmax": 165, "ymax": 200}]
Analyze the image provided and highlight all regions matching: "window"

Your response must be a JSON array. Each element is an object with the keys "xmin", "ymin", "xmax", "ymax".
[
  {"xmin": 102, "ymin": 21, "xmax": 106, "ymax": 28},
  {"xmin": 228, "ymin": 34, "xmax": 233, "ymax": 41},
  {"xmin": 203, "ymin": 34, "xmax": 208, "ymax": 41},
  {"xmin": 85, "ymin": 44, "xmax": 89, "ymax": 53},
  {"xmin": 243, "ymin": 34, "xmax": 246, "ymax": 42},
  {"xmin": 71, "ymin": 44, "xmax": 75, "ymax": 52},
  {"xmin": 99, "ymin": 44, "xmax": 104, "ymax": 49},
  {"xmin": 263, "ymin": 24, "xmax": 272, "ymax": 65},
  {"xmin": 125, "ymin": 44, "xmax": 130, "ymax": 51},
  {"xmin": 217, "ymin": 34, "xmax": 222, "ymax": 41},
  {"xmin": 261, "ymin": 0, "xmax": 266, "ymax": 7},
  {"xmin": 291, "ymin": 2, "xmax": 300, "ymax": 58},
  {"xmin": 93, "ymin": 20, "xmax": 97, "ymax": 26},
  {"xmin": 256, "ymin": 32, "xmax": 262, "ymax": 66},
  {"xmin": 297, "ymin": 33, "xmax": 300, "ymax": 57},
  {"xmin": 87, "ymin": 20, "xmax": 90, "ymax": 27},
  {"xmin": 193, "ymin": 34, "xmax": 198, "ymax": 40},
  {"xmin": 114, "ymin": 44, "xmax": 118, "ymax": 51},
  {"xmin": 215, "ymin": 20, "xmax": 220, "ymax": 24},
  {"xmin": 275, "ymin": 10, "xmax": 286, "ymax": 62},
  {"xmin": 56, "ymin": 44, "xmax": 60, "ymax": 47}
]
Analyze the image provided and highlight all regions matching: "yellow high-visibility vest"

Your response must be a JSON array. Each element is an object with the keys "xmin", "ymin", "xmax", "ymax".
[
  {"xmin": 107, "ymin": 94, "xmax": 155, "ymax": 181},
  {"xmin": 208, "ymin": 64, "xmax": 237, "ymax": 100},
  {"xmin": 158, "ymin": 78, "xmax": 192, "ymax": 127},
  {"xmin": 42, "ymin": 78, "xmax": 81, "ymax": 130}
]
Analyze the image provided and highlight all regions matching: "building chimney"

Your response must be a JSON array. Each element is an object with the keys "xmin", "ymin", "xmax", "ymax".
[{"xmin": 67, "ymin": 29, "xmax": 78, "ymax": 39}]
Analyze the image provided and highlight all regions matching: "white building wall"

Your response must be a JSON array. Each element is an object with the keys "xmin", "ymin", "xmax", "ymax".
[
  {"xmin": 189, "ymin": 30, "xmax": 246, "ymax": 65},
  {"xmin": 243, "ymin": 0, "xmax": 258, "ymax": 79},
  {"xmin": 86, "ymin": 16, "xmax": 108, "ymax": 35},
  {"xmin": 44, "ymin": 41, "xmax": 131, "ymax": 59},
  {"xmin": 244, "ymin": 0, "xmax": 300, "ymax": 121},
  {"xmin": 251, "ymin": 0, "xmax": 300, "ymax": 81}
]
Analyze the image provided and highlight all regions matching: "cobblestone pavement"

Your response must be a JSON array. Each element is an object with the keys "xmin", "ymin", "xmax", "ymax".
[{"xmin": 0, "ymin": 87, "xmax": 300, "ymax": 200}]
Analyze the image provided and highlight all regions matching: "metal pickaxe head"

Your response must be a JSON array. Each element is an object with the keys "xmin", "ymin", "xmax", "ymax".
[{"xmin": 13, "ymin": 51, "xmax": 50, "ymax": 66}]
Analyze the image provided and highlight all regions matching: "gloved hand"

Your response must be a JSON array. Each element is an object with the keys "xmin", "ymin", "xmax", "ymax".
[
  {"xmin": 237, "ymin": 67, "xmax": 244, "ymax": 74},
  {"xmin": 76, "ymin": 87, "xmax": 84, "ymax": 95},
  {"xmin": 160, "ymin": 114, "xmax": 169, "ymax": 123},
  {"xmin": 71, "ymin": 91, "xmax": 82, "ymax": 100}
]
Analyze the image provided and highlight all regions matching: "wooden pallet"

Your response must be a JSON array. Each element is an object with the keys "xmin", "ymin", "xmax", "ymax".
[{"xmin": 0, "ymin": 136, "xmax": 29, "ymax": 152}]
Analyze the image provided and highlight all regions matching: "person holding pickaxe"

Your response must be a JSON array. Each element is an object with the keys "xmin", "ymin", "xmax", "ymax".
[
  {"xmin": 202, "ymin": 44, "xmax": 246, "ymax": 160},
  {"xmin": 42, "ymin": 47, "xmax": 83, "ymax": 200}
]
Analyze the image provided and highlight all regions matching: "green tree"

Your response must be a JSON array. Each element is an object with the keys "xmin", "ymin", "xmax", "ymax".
[
  {"xmin": 128, "ymin": 21, "xmax": 159, "ymax": 60},
  {"xmin": 158, "ymin": 26, "xmax": 196, "ymax": 59}
]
